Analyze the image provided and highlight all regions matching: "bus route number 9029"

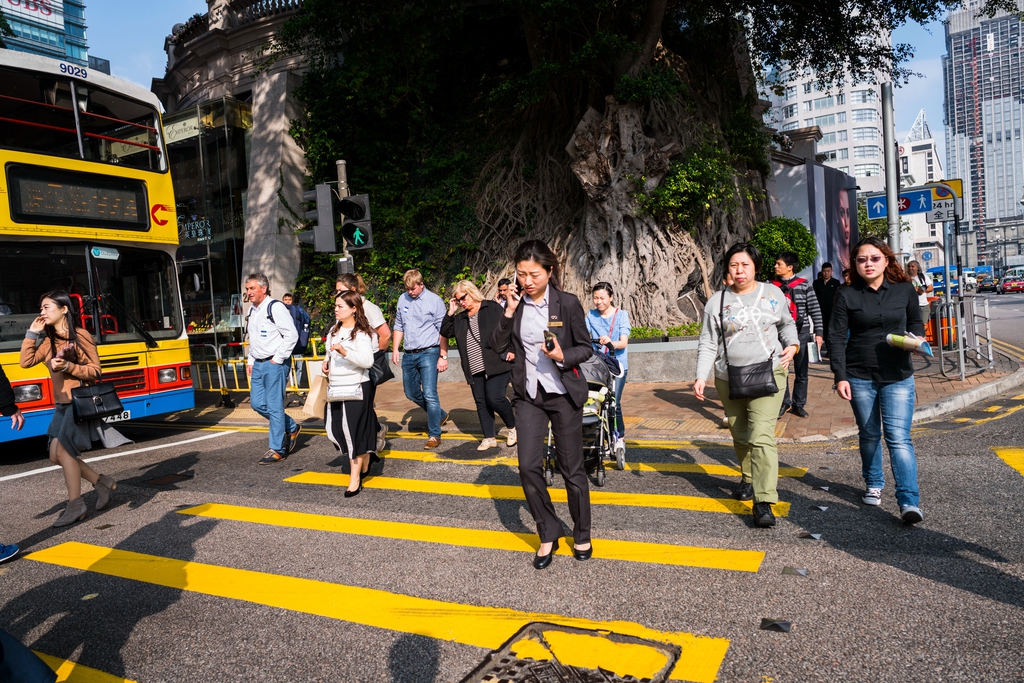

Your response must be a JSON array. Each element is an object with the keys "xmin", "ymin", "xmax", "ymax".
[{"xmin": 59, "ymin": 63, "xmax": 88, "ymax": 79}]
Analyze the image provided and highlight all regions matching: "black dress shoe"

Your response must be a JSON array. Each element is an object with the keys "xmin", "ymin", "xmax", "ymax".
[
  {"xmin": 572, "ymin": 543, "xmax": 593, "ymax": 561},
  {"xmin": 734, "ymin": 482, "xmax": 754, "ymax": 501},
  {"xmin": 753, "ymin": 501, "xmax": 776, "ymax": 528},
  {"xmin": 533, "ymin": 539, "xmax": 559, "ymax": 569},
  {"xmin": 344, "ymin": 482, "xmax": 363, "ymax": 498},
  {"xmin": 790, "ymin": 406, "xmax": 809, "ymax": 418},
  {"xmin": 778, "ymin": 405, "xmax": 789, "ymax": 419}
]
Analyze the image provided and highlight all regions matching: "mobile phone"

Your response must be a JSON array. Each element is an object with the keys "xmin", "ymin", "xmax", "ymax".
[
  {"xmin": 543, "ymin": 329, "xmax": 556, "ymax": 352},
  {"xmin": 515, "ymin": 278, "xmax": 524, "ymax": 296}
]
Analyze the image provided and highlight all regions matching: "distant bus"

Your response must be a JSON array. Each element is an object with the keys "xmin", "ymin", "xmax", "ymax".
[{"xmin": 0, "ymin": 49, "xmax": 193, "ymax": 443}]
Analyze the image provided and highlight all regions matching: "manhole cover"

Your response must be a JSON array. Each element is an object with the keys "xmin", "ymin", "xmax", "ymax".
[
  {"xmin": 143, "ymin": 474, "xmax": 193, "ymax": 486},
  {"xmin": 460, "ymin": 622, "xmax": 680, "ymax": 683}
]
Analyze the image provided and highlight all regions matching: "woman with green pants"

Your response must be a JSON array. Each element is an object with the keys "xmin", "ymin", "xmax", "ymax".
[{"xmin": 693, "ymin": 243, "xmax": 800, "ymax": 528}]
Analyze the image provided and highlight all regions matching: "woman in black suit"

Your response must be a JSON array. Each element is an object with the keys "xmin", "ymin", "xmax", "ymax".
[
  {"xmin": 440, "ymin": 280, "xmax": 517, "ymax": 451},
  {"xmin": 491, "ymin": 240, "xmax": 594, "ymax": 569}
]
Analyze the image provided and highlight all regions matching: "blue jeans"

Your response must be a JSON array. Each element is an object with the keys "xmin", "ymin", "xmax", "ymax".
[
  {"xmin": 402, "ymin": 346, "xmax": 444, "ymax": 438},
  {"xmin": 612, "ymin": 369, "xmax": 628, "ymax": 438},
  {"xmin": 848, "ymin": 375, "xmax": 920, "ymax": 507},
  {"xmin": 0, "ymin": 627, "xmax": 57, "ymax": 683},
  {"xmin": 250, "ymin": 360, "xmax": 297, "ymax": 454}
]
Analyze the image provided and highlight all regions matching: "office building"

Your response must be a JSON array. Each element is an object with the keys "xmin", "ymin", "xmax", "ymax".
[
  {"xmin": 943, "ymin": 0, "xmax": 1024, "ymax": 268},
  {"xmin": 766, "ymin": 65, "xmax": 887, "ymax": 193},
  {"xmin": 899, "ymin": 111, "xmax": 946, "ymax": 267},
  {"xmin": 0, "ymin": 0, "xmax": 90, "ymax": 66}
]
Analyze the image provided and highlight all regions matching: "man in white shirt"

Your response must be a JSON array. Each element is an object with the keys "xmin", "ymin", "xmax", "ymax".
[{"xmin": 244, "ymin": 273, "xmax": 300, "ymax": 464}]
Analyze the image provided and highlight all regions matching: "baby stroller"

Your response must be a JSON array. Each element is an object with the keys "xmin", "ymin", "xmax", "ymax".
[{"xmin": 543, "ymin": 348, "xmax": 625, "ymax": 487}]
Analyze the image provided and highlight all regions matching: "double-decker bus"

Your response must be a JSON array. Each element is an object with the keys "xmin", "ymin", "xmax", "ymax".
[{"xmin": 0, "ymin": 49, "xmax": 193, "ymax": 443}]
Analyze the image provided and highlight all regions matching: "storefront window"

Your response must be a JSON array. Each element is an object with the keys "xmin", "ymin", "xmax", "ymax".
[{"xmin": 164, "ymin": 98, "xmax": 251, "ymax": 347}]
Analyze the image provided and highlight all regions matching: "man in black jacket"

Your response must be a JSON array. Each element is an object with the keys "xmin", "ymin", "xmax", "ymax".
[
  {"xmin": 813, "ymin": 262, "xmax": 842, "ymax": 357},
  {"xmin": 0, "ymin": 365, "xmax": 25, "ymax": 564}
]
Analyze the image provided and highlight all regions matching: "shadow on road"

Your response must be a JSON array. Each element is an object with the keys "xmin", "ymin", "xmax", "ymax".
[{"xmin": 388, "ymin": 633, "xmax": 440, "ymax": 682}]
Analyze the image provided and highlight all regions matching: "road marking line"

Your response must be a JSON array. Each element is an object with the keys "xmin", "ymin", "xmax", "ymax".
[
  {"xmin": 285, "ymin": 472, "xmax": 791, "ymax": 517},
  {"xmin": 0, "ymin": 431, "xmax": 237, "ymax": 483},
  {"xmin": 1012, "ymin": 393, "xmax": 1024, "ymax": 401},
  {"xmin": 34, "ymin": 651, "xmax": 137, "ymax": 683},
  {"xmin": 383, "ymin": 450, "xmax": 807, "ymax": 478},
  {"xmin": 984, "ymin": 405, "xmax": 1004, "ymax": 412},
  {"xmin": 992, "ymin": 338, "xmax": 1024, "ymax": 359},
  {"xmin": 993, "ymin": 448, "xmax": 1024, "ymax": 476},
  {"xmin": 26, "ymin": 542, "xmax": 730, "ymax": 683},
  {"xmin": 178, "ymin": 503, "xmax": 764, "ymax": 572}
]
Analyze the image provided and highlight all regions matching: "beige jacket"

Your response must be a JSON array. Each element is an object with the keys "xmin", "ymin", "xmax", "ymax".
[{"xmin": 20, "ymin": 329, "xmax": 101, "ymax": 405}]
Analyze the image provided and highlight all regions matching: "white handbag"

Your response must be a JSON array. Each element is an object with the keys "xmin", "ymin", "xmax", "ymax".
[{"xmin": 327, "ymin": 384, "xmax": 363, "ymax": 402}]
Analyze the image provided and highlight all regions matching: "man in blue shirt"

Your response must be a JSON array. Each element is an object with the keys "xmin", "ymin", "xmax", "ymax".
[
  {"xmin": 391, "ymin": 270, "xmax": 449, "ymax": 448},
  {"xmin": 282, "ymin": 293, "xmax": 311, "ymax": 388}
]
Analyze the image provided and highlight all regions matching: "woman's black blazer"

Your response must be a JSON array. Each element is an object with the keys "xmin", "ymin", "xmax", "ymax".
[
  {"xmin": 489, "ymin": 286, "xmax": 593, "ymax": 409},
  {"xmin": 440, "ymin": 300, "xmax": 512, "ymax": 384}
]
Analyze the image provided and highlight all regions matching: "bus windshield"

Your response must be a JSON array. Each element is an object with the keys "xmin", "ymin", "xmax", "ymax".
[
  {"xmin": 0, "ymin": 66, "xmax": 165, "ymax": 172},
  {"xmin": 0, "ymin": 243, "xmax": 182, "ymax": 351}
]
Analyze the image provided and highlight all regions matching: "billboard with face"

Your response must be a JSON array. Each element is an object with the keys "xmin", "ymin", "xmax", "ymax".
[{"xmin": 823, "ymin": 167, "xmax": 858, "ymax": 276}]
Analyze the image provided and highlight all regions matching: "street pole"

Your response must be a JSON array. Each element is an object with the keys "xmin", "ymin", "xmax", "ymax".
[
  {"xmin": 335, "ymin": 160, "xmax": 353, "ymax": 275},
  {"xmin": 882, "ymin": 83, "xmax": 900, "ymax": 254}
]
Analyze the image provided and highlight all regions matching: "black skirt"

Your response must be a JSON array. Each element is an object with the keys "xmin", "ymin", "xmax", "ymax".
[{"xmin": 325, "ymin": 380, "xmax": 377, "ymax": 458}]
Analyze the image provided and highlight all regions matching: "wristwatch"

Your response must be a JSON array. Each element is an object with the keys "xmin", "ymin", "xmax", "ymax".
[{"xmin": 440, "ymin": 354, "xmax": 448, "ymax": 360}]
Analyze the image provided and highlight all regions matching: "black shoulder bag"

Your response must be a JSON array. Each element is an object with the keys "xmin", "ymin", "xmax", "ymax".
[
  {"xmin": 719, "ymin": 285, "xmax": 779, "ymax": 400},
  {"xmin": 71, "ymin": 381, "xmax": 124, "ymax": 423}
]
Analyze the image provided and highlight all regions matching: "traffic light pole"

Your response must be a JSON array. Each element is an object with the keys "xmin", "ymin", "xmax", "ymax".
[{"xmin": 335, "ymin": 160, "xmax": 353, "ymax": 275}]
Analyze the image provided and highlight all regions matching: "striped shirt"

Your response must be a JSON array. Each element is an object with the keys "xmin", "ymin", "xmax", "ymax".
[{"xmin": 466, "ymin": 314, "xmax": 486, "ymax": 375}]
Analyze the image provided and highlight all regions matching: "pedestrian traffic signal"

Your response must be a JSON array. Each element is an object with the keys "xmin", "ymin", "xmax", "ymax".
[
  {"xmin": 339, "ymin": 194, "xmax": 372, "ymax": 251},
  {"xmin": 297, "ymin": 184, "xmax": 337, "ymax": 253}
]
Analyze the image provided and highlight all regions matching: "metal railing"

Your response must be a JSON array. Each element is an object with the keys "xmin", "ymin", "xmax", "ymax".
[
  {"xmin": 190, "ymin": 340, "xmax": 326, "ymax": 407},
  {"xmin": 933, "ymin": 295, "xmax": 994, "ymax": 380}
]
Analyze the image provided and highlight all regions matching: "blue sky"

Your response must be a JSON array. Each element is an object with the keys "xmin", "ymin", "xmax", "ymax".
[
  {"xmin": 85, "ymin": 1, "xmax": 950, "ymax": 158},
  {"xmin": 86, "ymin": 0, "xmax": 207, "ymax": 93}
]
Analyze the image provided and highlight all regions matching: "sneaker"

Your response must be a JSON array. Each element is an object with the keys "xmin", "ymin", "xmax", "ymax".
[
  {"xmin": 900, "ymin": 505, "xmax": 923, "ymax": 525},
  {"xmin": 734, "ymin": 482, "xmax": 754, "ymax": 501},
  {"xmin": 376, "ymin": 421, "xmax": 387, "ymax": 453},
  {"xmin": 752, "ymin": 501, "xmax": 776, "ymax": 528},
  {"xmin": 615, "ymin": 437, "xmax": 625, "ymax": 452},
  {"xmin": 477, "ymin": 438, "xmax": 498, "ymax": 451},
  {"xmin": 861, "ymin": 488, "xmax": 882, "ymax": 506},
  {"xmin": 258, "ymin": 449, "xmax": 287, "ymax": 465},
  {"xmin": 505, "ymin": 428, "xmax": 517, "ymax": 447},
  {"xmin": 0, "ymin": 544, "xmax": 19, "ymax": 564},
  {"xmin": 287, "ymin": 426, "xmax": 301, "ymax": 454}
]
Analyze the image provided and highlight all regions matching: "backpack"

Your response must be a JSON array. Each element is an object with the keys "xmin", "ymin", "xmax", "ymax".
[
  {"xmin": 772, "ymin": 277, "xmax": 807, "ymax": 330},
  {"xmin": 291, "ymin": 305, "xmax": 311, "ymax": 351},
  {"xmin": 244, "ymin": 299, "xmax": 287, "ymax": 339}
]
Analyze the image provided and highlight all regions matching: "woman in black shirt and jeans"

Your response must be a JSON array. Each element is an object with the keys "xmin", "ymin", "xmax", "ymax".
[{"xmin": 829, "ymin": 237, "xmax": 925, "ymax": 525}]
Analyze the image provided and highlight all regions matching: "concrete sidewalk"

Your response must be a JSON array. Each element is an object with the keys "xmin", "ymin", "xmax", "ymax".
[{"xmin": 169, "ymin": 351, "xmax": 1022, "ymax": 443}]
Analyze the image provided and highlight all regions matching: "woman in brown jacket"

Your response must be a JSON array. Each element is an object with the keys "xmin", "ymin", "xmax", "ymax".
[{"xmin": 21, "ymin": 291, "xmax": 122, "ymax": 527}]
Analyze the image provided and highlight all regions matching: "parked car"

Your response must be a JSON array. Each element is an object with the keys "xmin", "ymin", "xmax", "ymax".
[{"xmin": 998, "ymin": 275, "xmax": 1024, "ymax": 294}]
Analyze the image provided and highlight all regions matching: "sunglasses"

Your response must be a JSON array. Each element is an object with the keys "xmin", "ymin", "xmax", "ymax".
[
  {"xmin": 856, "ymin": 255, "xmax": 885, "ymax": 265},
  {"xmin": 455, "ymin": 294, "xmax": 467, "ymax": 303}
]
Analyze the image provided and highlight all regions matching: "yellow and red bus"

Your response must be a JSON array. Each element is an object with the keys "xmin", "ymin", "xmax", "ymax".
[{"xmin": 0, "ymin": 49, "xmax": 193, "ymax": 443}]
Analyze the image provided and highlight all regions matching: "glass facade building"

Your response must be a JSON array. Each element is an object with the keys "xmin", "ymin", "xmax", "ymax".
[
  {"xmin": 163, "ymin": 98, "xmax": 253, "ymax": 352},
  {"xmin": 1, "ymin": 0, "xmax": 90, "ymax": 66}
]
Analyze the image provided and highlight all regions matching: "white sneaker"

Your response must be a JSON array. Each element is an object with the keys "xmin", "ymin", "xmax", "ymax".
[
  {"xmin": 375, "ymin": 421, "xmax": 387, "ymax": 453},
  {"xmin": 861, "ymin": 488, "xmax": 882, "ymax": 506},
  {"xmin": 615, "ymin": 437, "xmax": 625, "ymax": 451},
  {"xmin": 477, "ymin": 438, "xmax": 498, "ymax": 451},
  {"xmin": 505, "ymin": 428, "xmax": 517, "ymax": 447},
  {"xmin": 900, "ymin": 505, "xmax": 923, "ymax": 525}
]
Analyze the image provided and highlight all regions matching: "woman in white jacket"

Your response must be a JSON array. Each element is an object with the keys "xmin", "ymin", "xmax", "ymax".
[{"xmin": 322, "ymin": 290, "xmax": 378, "ymax": 497}]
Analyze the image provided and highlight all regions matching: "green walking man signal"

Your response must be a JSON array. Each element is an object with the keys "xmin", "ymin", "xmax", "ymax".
[{"xmin": 339, "ymin": 194, "xmax": 373, "ymax": 251}]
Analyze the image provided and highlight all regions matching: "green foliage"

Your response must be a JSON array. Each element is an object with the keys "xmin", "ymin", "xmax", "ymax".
[
  {"xmin": 750, "ymin": 217, "xmax": 819, "ymax": 278},
  {"xmin": 0, "ymin": 12, "xmax": 11, "ymax": 47},
  {"xmin": 666, "ymin": 322, "xmax": 703, "ymax": 337},
  {"xmin": 630, "ymin": 326, "xmax": 664, "ymax": 339},
  {"xmin": 632, "ymin": 143, "xmax": 738, "ymax": 228},
  {"xmin": 721, "ymin": 91, "xmax": 770, "ymax": 175},
  {"xmin": 614, "ymin": 67, "xmax": 685, "ymax": 103}
]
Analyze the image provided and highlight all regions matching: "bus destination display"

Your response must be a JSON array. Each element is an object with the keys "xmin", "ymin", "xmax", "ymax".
[{"xmin": 7, "ymin": 165, "xmax": 149, "ymax": 231}]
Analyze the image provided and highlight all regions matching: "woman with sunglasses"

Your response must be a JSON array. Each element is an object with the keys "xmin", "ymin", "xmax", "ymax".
[
  {"xmin": 441, "ymin": 280, "xmax": 516, "ymax": 450},
  {"xmin": 829, "ymin": 237, "xmax": 925, "ymax": 525}
]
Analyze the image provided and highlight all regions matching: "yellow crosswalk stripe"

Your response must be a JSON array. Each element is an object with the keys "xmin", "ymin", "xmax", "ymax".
[
  {"xmin": 178, "ymin": 503, "xmax": 764, "ymax": 572},
  {"xmin": 33, "ymin": 652, "xmax": 136, "ymax": 683},
  {"xmin": 26, "ymin": 542, "xmax": 730, "ymax": 683},
  {"xmin": 285, "ymin": 472, "xmax": 791, "ymax": 517},
  {"xmin": 993, "ymin": 448, "xmax": 1024, "ymax": 476},
  {"xmin": 384, "ymin": 450, "xmax": 807, "ymax": 477}
]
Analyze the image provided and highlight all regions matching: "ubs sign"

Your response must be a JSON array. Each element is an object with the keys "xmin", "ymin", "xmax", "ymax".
[{"xmin": 3, "ymin": 0, "xmax": 63, "ymax": 30}]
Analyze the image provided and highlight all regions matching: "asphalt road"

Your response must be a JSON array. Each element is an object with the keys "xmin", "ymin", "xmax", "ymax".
[
  {"xmin": 1, "ymin": 392, "xmax": 1023, "ymax": 682},
  {"xmin": 984, "ymin": 290, "xmax": 1024, "ymax": 351}
]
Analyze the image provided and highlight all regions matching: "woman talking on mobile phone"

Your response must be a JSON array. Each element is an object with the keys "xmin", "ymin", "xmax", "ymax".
[
  {"xmin": 21, "ymin": 291, "xmax": 128, "ymax": 527},
  {"xmin": 491, "ymin": 240, "xmax": 593, "ymax": 569}
]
